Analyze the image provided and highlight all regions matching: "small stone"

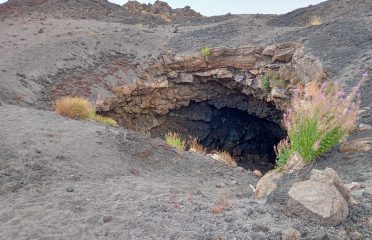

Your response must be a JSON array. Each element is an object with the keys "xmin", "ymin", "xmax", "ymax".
[
  {"xmin": 366, "ymin": 217, "xmax": 372, "ymax": 230},
  {"xmin": 16, "ymin": 73, "xmax": 26, "ymax": 79},
  {"xmin": 339, "ymin": 137, "xmax": 371, "ymax": 153},
  {"xmin": 271, "ymin": 87, "xmax": 288, "ymax": 98},
  {"xmin": 217, "ymin": 68, "xmax": 233, "ymax": 78},
  {"xmin": 66, "ymin": 187, "xmax": 74, "ymax": 192},
  {"xmin": 38, "ymin": 28, "xmax": 44, "ymax": 33},
  {"xmin": 358, "ymin": 123, "xmax": 372, "ymax": 131},
  {"xmin": 252, "ymin": 224, "xmax": 269, "ymax": 232},
  {"xmin": 103, "ymin": 215, "xmax": 113, "ymax": 223},
  {"xmin": 349, "ymin": 231, "xmax": 363, "ymax": 240},
  {"xmin": 236, "ymin": 167, "xmax": 245, "ymax": 172},
  {"xmin": 269, "ymin": 64, "xmax": 280, "ymax": 69},
  {"xmin": 305, "ymin": 230, "xmax": 327, "ymax": 240},
  {"xmin": 335, "ymin": 230, "xmax": 348, "ymax": 240},
  {"xmin": 253, "ymin": 170, "xmax": 263, "ymax": 178},
  {"xmin": 262, "ymin": 44, "xmax": 276, "ymax": 56},
  {"xmin": 255, "ymin": 171, "xmax": 283, "ymax": 199},
  {"xmin": 346, "ymin": 182, "xmax": 363, "ymax": 191},
  {"xmin": 282, "ymin": 228, "xmax": 301, "ymax": 240},
  {"xmin": 167, "ymin": 71, "xmax": 178, "ymax": 78},
  {"xmin": 179, "ymin": 73, "xmax": 194, "ymax": 83},
  {"xmin": 230, "ymin": 180, "xmax": 238, "ymax": 185},
  {"xmin": 234, "ymin": 74, "xmax": 245, "ymax": 82}
]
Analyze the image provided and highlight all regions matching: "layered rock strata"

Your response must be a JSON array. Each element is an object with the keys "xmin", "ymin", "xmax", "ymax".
[{"xmin": 99, "ymin": 40, "xmax": 326, "ymax": 132}]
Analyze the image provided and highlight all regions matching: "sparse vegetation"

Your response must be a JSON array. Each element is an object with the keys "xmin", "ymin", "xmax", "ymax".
[
  {"xmin": 54, "ymin": 96, "xmax": 118, "ymax": 126},
  {"xmin": 201, "ymin": 47, "xmax": 211, "ymax": 60},
  {"xmin": 275, "ymin": 75, "xmax": 365, "ymax": 169},
  {"xmin": 261, "ymin": 73, "xmax": 286, "ymax": 91},
  {"xmin": 90, "ymin": 112, "xmax": 118, "ymax": 127},
  {"xmin": 261, "ymin": 75, "xmax": 271, "ymax": 91},
  {"xmin": 55, "ymin": 97, "xmax": 92, "ymax": 119},
  {"xmin": 212, "ymin": 151, "xmax": 237, "ymax": 167},
  {"xmin": 309, "ymin": 15, "xmax": 322, "ymax": 26},
  {"xmin": 188, "ymin": 136, "xmax": 207, "ymax": 154},
  {"xmin": 165, "ymin": 132, "xmax": 186, "ymax": 151},
  {"xmin": 270, "ymin": 75, "xmax": 286, "ymax": 88}
]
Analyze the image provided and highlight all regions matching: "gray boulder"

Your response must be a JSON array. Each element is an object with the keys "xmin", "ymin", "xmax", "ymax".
[{"xmin": 287, "ymin": 168, "xmax": 350, "ymax": 226}]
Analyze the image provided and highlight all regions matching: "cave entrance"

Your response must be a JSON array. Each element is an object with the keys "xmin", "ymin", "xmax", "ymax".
[{"xmin": 150, "ymin": 100, "xmax": 286, "ymax": 172}]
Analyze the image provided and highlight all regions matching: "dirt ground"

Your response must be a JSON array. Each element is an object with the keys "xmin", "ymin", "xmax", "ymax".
[{"xmin": 0, "ymin": 0, "xmax": 371, "ymax": 239}]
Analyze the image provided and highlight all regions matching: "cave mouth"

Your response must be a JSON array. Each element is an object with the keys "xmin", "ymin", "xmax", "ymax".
[{"xmin": 150, "ymin": 100, "xmax": 287, "ymax": 172}]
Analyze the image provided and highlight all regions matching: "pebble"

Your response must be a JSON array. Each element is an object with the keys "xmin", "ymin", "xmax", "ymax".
[
  {"xmin": 103, "ymin": 215, "xmax": 113, "ymax": 223},
  {"xmin": 335, "ymin": 230, "xmax": 348, "ymax": 240},
  {"xmin": 66, "ymin": 187, "xmax": 74, "ymax": 192},
  {"xmin": 349, "ymin": 231, "xmax": 363, "ymax": 240},
  {"xmin": 346, "ymin": 182, "xmax": 363, "ymax": 191},
  {"xmin": 236, "ymin": 167, "xmax": 245, "ymax": 172},
  {"xmin": 253, "ymin": 170, "xmax": 263, "ymax": 178},
  {"xmin": 367, "ymin": 217, "xmax": 372, "ymax": 230},
  {"xmin": 282, "ymin": 228, "xmax": 301, "ymax": 240},
  {"xmin": 305, "ymin": 230, "xmax": 327, "ymax": 240},
  {"xmin": 358, "ymin": 123, "xmax": 371, "ymax": 131}
]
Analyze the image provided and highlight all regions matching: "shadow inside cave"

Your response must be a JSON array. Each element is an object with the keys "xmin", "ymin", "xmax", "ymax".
[{"xmin": 150, "ymin": 101, "xmax": 287, "ymax": 172}]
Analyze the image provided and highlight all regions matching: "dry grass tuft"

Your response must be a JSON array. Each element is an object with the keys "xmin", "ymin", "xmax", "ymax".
[
  {"xmin": 91, "ymin": 113, "xmax": 118, "ymax": 127},
  {"xmin": 55, "ymin": 96, "xmax": 118, "ymax": 126},
  {"xmin": 211, "ymin": 151, "xmax": 237, "ymax": 167},
  {"xmin": 309, "ymin": 15, "xmax": 322, "ymax": 26},
  {"xmin": 188, "ymin": 136, "xmax": 207, "ymax": 154},
  {"xmin": 54, "ymin": 97, "xmax": 91, "ymax": 119},
  {"xmin": 165, "ymin": 132, "xmax": 186, "ymax": 151}
]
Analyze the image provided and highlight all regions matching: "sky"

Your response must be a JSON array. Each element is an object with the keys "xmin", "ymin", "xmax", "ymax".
[
  {"xmin": 110, "ymin": 0, "xmax": 326, "ymax": 16},
  {"xmin": 0, "ymin": 0, "xmax": 327, "ymax": 16}
]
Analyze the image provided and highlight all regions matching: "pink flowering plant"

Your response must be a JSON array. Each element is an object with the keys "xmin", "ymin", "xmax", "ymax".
[{"xmin": 275, "ymin": 72, "xmax": 368, "ymax": 168}]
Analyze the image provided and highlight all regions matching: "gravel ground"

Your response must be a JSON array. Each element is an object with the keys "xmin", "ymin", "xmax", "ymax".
[{"xmin": 0, "ymin": 0, "xmax": 371, "ymax": 239}]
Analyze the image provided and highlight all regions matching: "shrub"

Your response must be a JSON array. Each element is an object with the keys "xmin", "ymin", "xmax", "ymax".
[
  {"xmin": 275, "ymin": 75, "xmax": 364, "ymax": 168},
  {"xmin": 201, "ymin": 47, "xmax": 211, "ymax": 60},
  {"xmin": 309, "ymin": 15, "xmax": 322, "ymax": 26},
  {"xmin": 212, "ymin": 151, "xmax": 237, "ymax": 167},
  {"xmin": 90, "ymin": 112, "xmax": 118, "ymax": 127},
  {"xmin": 188, "ymin": 136, "xmax": 207, "ymax": 154},
  {"xmin": 262, "ymin": 73, "xmax": 286, "ymax": 91},
  {"xmin": 165, "ymin": 132, "xmax": 186, "ymax": 151},
  {"xmin": 271, "ymin": 76, "xmax": 286, "ymax": 88},
  {"xmin": 55, "ymin": 96, "xmax": 118, "ymax": 126},
  {"xmin": 54, "ymin": 97, "xmax": 92, "ymax": 119},
  {"xmin": 261, "ymin": 75, "xmax": 271, "ymax": 91}
]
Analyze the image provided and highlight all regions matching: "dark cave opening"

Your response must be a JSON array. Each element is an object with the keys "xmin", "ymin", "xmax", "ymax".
[{"xmin": 150, "ymin": 101, "xmax": 287, "ymax": 172}]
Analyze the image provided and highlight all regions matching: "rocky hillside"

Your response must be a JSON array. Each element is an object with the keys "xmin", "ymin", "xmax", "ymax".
[{"xmin": 0, "ymin": 0, "xmax": 371, "ymax": 239}]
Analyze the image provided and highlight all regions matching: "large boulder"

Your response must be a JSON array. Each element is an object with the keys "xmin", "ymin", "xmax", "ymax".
[
  {"xmin": 309, "ymin": 168, "xmax": 351, "ymax": 201},
  {"xmin": 287, "ymin": 168, "xmax": 350, "ymax": 226}
]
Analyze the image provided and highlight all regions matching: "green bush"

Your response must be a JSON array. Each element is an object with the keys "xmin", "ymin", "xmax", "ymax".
[
  {"xmin": 165, "ymin": 132, "xmax": 186, "ymax": 151},
  {"xmin": 261, "ymin": 75, "xmax": 271, "ymax": 91},
  {"xmin": 201, "ymin": 47, "xmax": 211, "ymax": 60},
  {"xmin": 275, "ymin": 79, "xmax": 361, "ymax": 169},
  {"xmin": 271, "ymin": 76, "xmax": 286, "ymax": 88}
]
